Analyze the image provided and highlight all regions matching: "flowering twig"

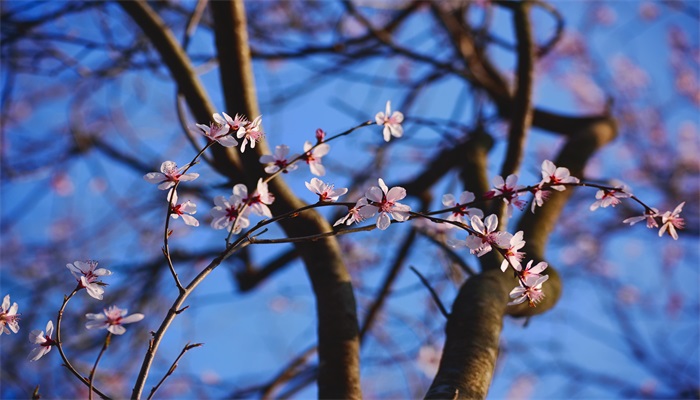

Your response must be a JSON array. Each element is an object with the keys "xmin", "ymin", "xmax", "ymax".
[{"xmin": 54, "ymin": 287, "xmax": 112, "ymax": 400}]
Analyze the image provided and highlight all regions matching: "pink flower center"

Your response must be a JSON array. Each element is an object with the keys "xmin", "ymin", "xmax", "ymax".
[{"xmin": 226, "ymin": 206, "xmax": 241, "ymax": 222}]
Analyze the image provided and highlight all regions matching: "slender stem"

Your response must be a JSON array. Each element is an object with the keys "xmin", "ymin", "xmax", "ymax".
[
  {"xmin": 147, "ymin": 342, "xmax": 203, "ymax": 400},
  {"xmin": 162, "ymin": 140, "xmax": 216, "ymax": 292},
  {"xmin": 88, "ymin": 333, "xmax": 112, "ymax": 400},
  {"xmin": 409, "ymin": 266, "xmax": 449, "ymax": 318},
  {"xmin": 55, "ymin": 287, "xmax": 112, "ymax": 400},
  {"xmin": 131, "ymin": 234, "xmax": 253, "ymax": 399}
]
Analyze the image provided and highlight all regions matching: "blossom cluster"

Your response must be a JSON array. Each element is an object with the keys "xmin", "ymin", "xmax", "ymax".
[{"xmin": 11, "ymin": 260, "xmax": 145, "ymax": 362}]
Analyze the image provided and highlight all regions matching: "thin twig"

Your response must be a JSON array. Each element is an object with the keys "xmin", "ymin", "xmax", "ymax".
[
  {"xmin": 409, "ymin": 266, "xmax": 449, "ymax": 318},
  {"xmin": 88, "ymin": 333, "xmax": 112, "ymax": 400},
  {"xmin": 54, "ymin": 288, "xmax": 112, "ymax": 400},
  {"xmin": 148, "ymin": 342, "xmax": 204, "ymax": 400}
]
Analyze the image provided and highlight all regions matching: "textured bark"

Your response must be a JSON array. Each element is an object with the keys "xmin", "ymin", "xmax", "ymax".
[
  {"xmin": 120, "ymin": 1, "xmax": 361, "ymax": 398},
  {"xmin": 210, "ymin": 2, "xmax": 361, "ymax": 399}
]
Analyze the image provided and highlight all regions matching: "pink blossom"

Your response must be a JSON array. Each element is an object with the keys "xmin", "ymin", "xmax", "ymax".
[
  {"xmin": 589, "ymin": 188, "xmax": 631, "ymax": 211},
  {"xmin": 0, "ymin": 294, "xmax": 20, "ymax": 335},
  {"xmin": 168, "ymin": 190, "xmax": 199, "ymax": 227},
  {"xmin": 246, "ymin": 178, "xmax": 275, "ymax": 218},
  {"xmin": 530, "ymin": 184, "xmax": 550, "ymax": 213},
  {"xmin": 442, "ymin": 191, "xmax": 483, "ymax": 227},
  {"xmin": 305, "ymin": 178, "xmax": 348, "ymax": 202},
  {"xmin": 364, "ymin": 178, "xmax": 411, "ymax": 230},
  {"xmin": 508, "ymin": 275, "xmax": 549, "ymax": 307},
  {"xmin": 85, "ymin": 305, "xmax": 144, "ymax": 335},
  {"xmin": 623, "ymin": 208, "xmax": 659, "ymax": 228},
  {"xmin": 237, "ymin": 115, "xmax": 264, "ymax": 152},
  {"xmin": 302, "ymin": 141, "xmax": 330, "ymax": 176},
  {"xmin": 334, "ymin": 198, "xmax": 370, "ymax": 227},
  {"xmin": 488, "ymin": 174, "xmax": 526, "ymax": 218},
  {"xmin": 464, "ymin": 214, "xmax": 512, "ymax": 257},
  {"xmin": 315, "ymin": 128, "xmax": 326, "ymax": 143},
  {"xmin": 217, "ymin": 112, "xmax": 248, "ymax": 133},
  {"xmin": 658, "ymin": 202, "xmax": 685, "ymax": 240},
  {"xmin": 514, "ymin": 260, "xmax": 548, "ymax": 283},
  {"xmin": 66, "ymin": 261, "xmax": 112, "ymax": 300},
  {"xmin": 195, "ymin": 114, "xmax": 237, "ymax": 147},
  {"xmin": 259, "ymin": 145, "xmax": 299, "ymax": 174},
  {"xmin": 28, "ymin": 321, "xmax": 56, "ymax": 362},
  {"xmin": 500, "ymin": 231, "xmax": 526, "ymax": 272},
  {"xmin": 375, "ymin": 101, "xmax": 404, "ymax": 142},
  {"xmin": 144, "ymin": 161, "xmax": 199, "ymax": 190},
  {"xmin": 210, "ymin": 187, "xmax": 250, "ymax": 232},
  {"xmin": 540, "ymin": 160, "xmax": 580, "ymax": 191}
]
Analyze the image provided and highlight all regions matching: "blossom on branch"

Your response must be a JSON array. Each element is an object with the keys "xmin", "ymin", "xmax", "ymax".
[
  {"xmin": 260, "ymin": 145, "xmax": 299, "ymax": 174},
  {"xmin": 334, "ymin": 197, "xmax": 370, "ymax": 227},
  {"xmin": 508, "ymin": 275, "xmax": 549, "ymax": 307},
  {"xmin": 442, "ymin": 191, "xmax": 483, "ymax": 227},
  {"xmin": 500, "ymin": 231, "xmax": 526, "ymax": 272},
  {"xmin": 195, "ymin": 114, "xmax": 237, "ymax": 147},
  {"xmin": 464, "ymin": 214, "xmax": 512, "ymax": 257},
  {"xmin": 169, "ymin": 190, "xmax": 199, "ymax": 227},
  {"xmin": 362, "ymin": 178, "xmax": 411, "ymax": 230},
  {"xmin": 144, "ymin": 161, "xmax": 199, "ymax": 191},
  {"xmin": 530, "ymin": 184, "xmax": 550, "ymax": 213},
  {"xmin": 66, "ymin": 260, "xmax": 112, "ymax": 300},
  {"xmin": 247, "ymin": 179, "xmax": 275, "ymax": 218},
  {"xmin": 487, "ymin": 174, "xmax": 526, "ymax": 218},
  {"xmin": 305, "ymin": 178, "xmax": 348, "ymax": 202},
  {"xmin": 658, "ymin": 202, "xmax": 685, "ymax": 240},
  {"xmin": 28, "ymin": 321, "xmax": 56, "ymax": 362},
  {"xmin": 85, "ymin": 305, "xmax": 144, "ymax": 335},
  {"xmin": 623, "ymin": 207, "xmax": 660, "ymax": 228},
  {"xmin": 514, "ymin": 260, "xmax": 548, "ymax": 283},
  {"xmin": 217, "ymin": 112, "xmax": 248, "ymax": 133},
  {"xmin": 375, "ymin": 101, "xmax": 404, "ymax": 142},
  {"xmin": 302, "ymin": 141, "xmax": 330, "ymax": 176},
  {"xmin": 237, "ymin": 115, "xmax": 263, "ymax": 152},
  {"xmin": 589, "ymin": 187, "xmax": 631, "ymax": 211},
  {"xmin": 210, "ymin": 190, "xmax": 250, "ymax": 233},
  {"xmin": 540, "ymin": 160, "xmax": 580, "ymax": 190},
  {"xmin": 0, "ymin": 294, "xmax": 20, "ymax": 335}
]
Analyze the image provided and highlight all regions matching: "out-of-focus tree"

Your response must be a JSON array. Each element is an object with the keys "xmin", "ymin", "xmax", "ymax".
[{"xmin": 1, "ymin": 1, "xmax": 697, "ymax": 399}]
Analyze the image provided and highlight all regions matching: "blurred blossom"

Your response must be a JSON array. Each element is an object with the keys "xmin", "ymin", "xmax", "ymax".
[
  {"xmin": 592, "ymin": 4, "xmax": 617, "ymax": 26},
  {"xmin": 611, "ymin": 55, "xmax": 649, "ymax": 95},
  {"xmin": 638, "ymin": 2, "xmax": 659, "ymax": 20},
  {"xmin": 665, "ymin": 292, "xmax": 683, "ymax": 318},
  {"xmin": 617, "ymin": 285, "xmax": 640, "ymax": 305},
  {"xmin": 200, "ymin": 370, "xmax": 221, "ymax": 385},
  {"xmin": 640, "ymin": 379, "xmax": 657, "ymax": 396},
  {"xmin": 416, "ymin": 344, "xmax": 441, "ymax": 378},
  {"xmin": 269, "ymin": 296, "xmax": 291, "ymax": 313},
  {"xmin": 505, "ymin": 375, "xmax": 537, "ymax": 400},
  {"xmin": 89, "ymin": 177, "xmax": 108, "ymax": 193},
  {"xmin": 51, "ymin": 173, "xmax": 74, "ymax": 196},
  {"xmin": 49, "ymin": 217, "xmax": 76, "ymax": 241},
  {"xmin": 560, "ymin": 73, "xmax": 606, "ymax": 112}
]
